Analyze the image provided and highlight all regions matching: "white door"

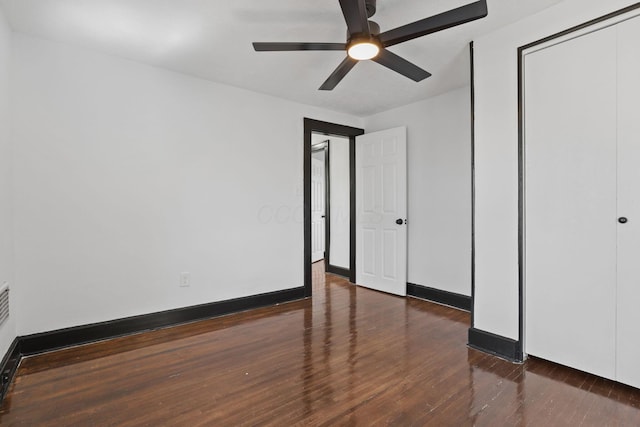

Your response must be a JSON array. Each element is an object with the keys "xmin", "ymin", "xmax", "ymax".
[
  {"xmin": 524, "ymin": 25, "xmax": 618, "ymax": 380},
  {"xmin": 311, "ymin": 157, "xmax": 326, "ymax": 263},
  {"xmin": 616, "ymin": 16, "xmax": 640, "ymax": 389},
  {"xmin": 356, "ymin": 127, "xmax": 407, "ymax": 296}
]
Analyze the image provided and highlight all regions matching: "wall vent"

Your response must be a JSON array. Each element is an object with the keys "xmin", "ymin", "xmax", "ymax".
[{"xmin": 0, "ymin": 283, "xmax": 8, "ymax": 327}]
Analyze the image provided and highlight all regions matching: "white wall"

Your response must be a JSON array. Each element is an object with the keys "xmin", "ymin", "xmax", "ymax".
[
  {"xmin": 365, "ymin": 87, "xmax": 471, "ymax": 296},
  {"xmin": 328, "ymin": 136, "xmax": 350, "ymax": 269},
  {"xmin": 473, "ymin": 0, "xmax": 639, "ymax": 340},
  {"xmin": 0, "ymin": 6, "xmax": 16, "ymax": 357},
  {"xmin": 11, "ymin": 34, "xmax": 363, "ymax": 336}
]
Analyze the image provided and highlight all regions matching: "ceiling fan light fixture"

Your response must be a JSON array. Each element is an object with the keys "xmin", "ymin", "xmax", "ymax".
[
  {"xmin": 347, "ymin": 41, "xmax": 380, "ymax": 60},
  {"xmin": 252, "ymin": 0, "xmax": 488, "ymax": 90}
]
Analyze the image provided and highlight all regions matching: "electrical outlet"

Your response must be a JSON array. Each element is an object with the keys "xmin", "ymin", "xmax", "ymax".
[{"xmin": 179, "ymin": 272, "xmax": 190, "ymax": 287}]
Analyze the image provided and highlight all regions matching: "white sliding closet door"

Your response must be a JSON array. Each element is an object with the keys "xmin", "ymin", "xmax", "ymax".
[
  {"xmin": 524, "ymin": 25, "xmax": 618, "ymax": 380},
  {"xmin": 616, "ymin": 17, "xmax": 640, "ymax": 389},
  {"xmin": 525, "ymin": 13, "xmax": 640, "ymax": 388}
]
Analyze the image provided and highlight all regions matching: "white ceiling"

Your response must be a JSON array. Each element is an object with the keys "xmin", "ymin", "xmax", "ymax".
[{"xmin": 0, "ymin": 0, "xmax": 564, "ymax": 116}]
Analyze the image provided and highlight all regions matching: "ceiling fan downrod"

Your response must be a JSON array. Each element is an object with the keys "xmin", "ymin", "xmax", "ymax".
[{"xmin": 365, "ymin": 0, "xmax": 376, "ymax": 18}]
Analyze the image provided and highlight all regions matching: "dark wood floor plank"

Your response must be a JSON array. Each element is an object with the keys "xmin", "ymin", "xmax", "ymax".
[{"xmin": 1, "ymin": 262, "xmax": 640, "ymax": 425}]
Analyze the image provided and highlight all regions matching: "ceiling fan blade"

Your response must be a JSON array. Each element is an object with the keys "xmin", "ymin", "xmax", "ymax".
[
  {"xmin": 379, "ymin": 0, "xmax": 487, "ymax": 47},
  {"xmin": 319, "ymin": 57, "xmax": 358, "ymax": 90},
  {"xmin": 339, "ymin": 0, "xmax": 370, "ymax": 36},
  {"xmin": 372, "ymin": 49, "xmax": 431, "ymax": 82},
  {"xmin": 253, "ymin": 42, "xmax": 347, "ymax": 51}
]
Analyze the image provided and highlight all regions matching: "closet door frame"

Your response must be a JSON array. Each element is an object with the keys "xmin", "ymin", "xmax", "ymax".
[{"xmin": 516, "ymin": 3, "xmax": 640, "ymax": 362}]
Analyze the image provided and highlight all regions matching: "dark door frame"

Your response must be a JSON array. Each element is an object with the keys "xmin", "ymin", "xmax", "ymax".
[{"xmin": 304, "ymin": 118, "xmax": 364, "ymax": 297}]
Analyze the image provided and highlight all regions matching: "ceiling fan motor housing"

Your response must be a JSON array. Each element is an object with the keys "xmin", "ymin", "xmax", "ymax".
[{"xmin": 347, "ymin": 21, "xmax": 380, "ymax": 42}]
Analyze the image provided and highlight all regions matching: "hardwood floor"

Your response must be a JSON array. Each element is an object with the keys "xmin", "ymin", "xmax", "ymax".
[{"xmin": 2, "ymin": 263, "xmax": 640, "ymax": 425}]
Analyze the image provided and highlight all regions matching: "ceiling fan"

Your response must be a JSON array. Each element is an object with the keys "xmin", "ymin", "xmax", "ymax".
[{"xmin": 252, "ymin": 0, "xmax": 488, "ymax": 90}]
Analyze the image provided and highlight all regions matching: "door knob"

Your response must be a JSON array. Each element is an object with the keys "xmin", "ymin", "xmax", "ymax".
[
  {"xmin": 396, "ymin": 218, "xmax": 404, "ymax": 225},
  {"xmin": 619, "ymin": 217, "xmax": 628, "ymax": 224}
]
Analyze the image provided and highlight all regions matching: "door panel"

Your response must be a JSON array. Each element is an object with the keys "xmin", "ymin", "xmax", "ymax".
[
  {"xmin": 356, "ymin": 127, "xmax": 407, "ymax": 296},
  {"xmin": 383, "ymin": 230, "xmax": 397, "ymax": 279},
  {"xmin": 524, "ymin": 26, "xmax": 618, "ymax": 380},
  {"xmin": 383, "ymin": 164, "xmax": 397, "ymax": 213},
  {"xmin": 362, "ymin": 228, "xmax": 376, "ymax": 276},
  {"xmin": 363, "ymin": 166, "xmax": 376, "ymax": 212},
  {"xmin": 616, "ymin": 15, "xmax": 640, "ymax": 389}
]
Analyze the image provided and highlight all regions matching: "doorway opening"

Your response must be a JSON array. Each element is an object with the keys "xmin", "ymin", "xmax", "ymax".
[
  {"xmin": 304, "ymin": 118, "xmax": 364, "ymax": 297},
  {"xmin": 311, "ymin": 141, "xmax": 328, "ymax": 267}
]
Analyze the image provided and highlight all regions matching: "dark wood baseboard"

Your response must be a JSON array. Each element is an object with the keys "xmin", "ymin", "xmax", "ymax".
[
  {"xmin": 0, "ymin": 286, "xmax": 306, "ymax": 403},
  {"xmin": 0, "ymin": 338, "xmax": 21, "ymax": 402},
  {"xmin": 326, "ymin": 265, "xmax": 350, "ymax": 279},
  {"xmin": 468, "ymin": 327, "xmax": 522, "ymax": 363},
  {"xmin": 20, "ymin": 287, "xmax": 306, "ymax": 355},
  {"xmin": 407, "ymin": 283, "xmax": 471, "ymax": 312}
]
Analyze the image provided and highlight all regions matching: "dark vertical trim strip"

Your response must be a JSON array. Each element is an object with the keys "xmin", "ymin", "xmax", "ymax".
[
  {"xmin": 304, "ymin": 118, "xmax": 364, "ymax": 295},
  {"xmin": 349, "ymin": 135, "xmax": 357, "ymax": 283},
  {"xmin": 304, "ymin": 120, "xmax": 313, "ymax": 297},
  {"xmin": 469, "ymin": 41, "xmax": 476, "ymax": 328},
  {"xmin": 324, "ymin": 143, "xmax": 331, "ymax": 272},
  {"xmin": 515, "ymin": 2, "xmax": 640, "ymax": 363},
  {"xmin": 517, "ymin": 43, "xmax": 525, "ymax": 362}
]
